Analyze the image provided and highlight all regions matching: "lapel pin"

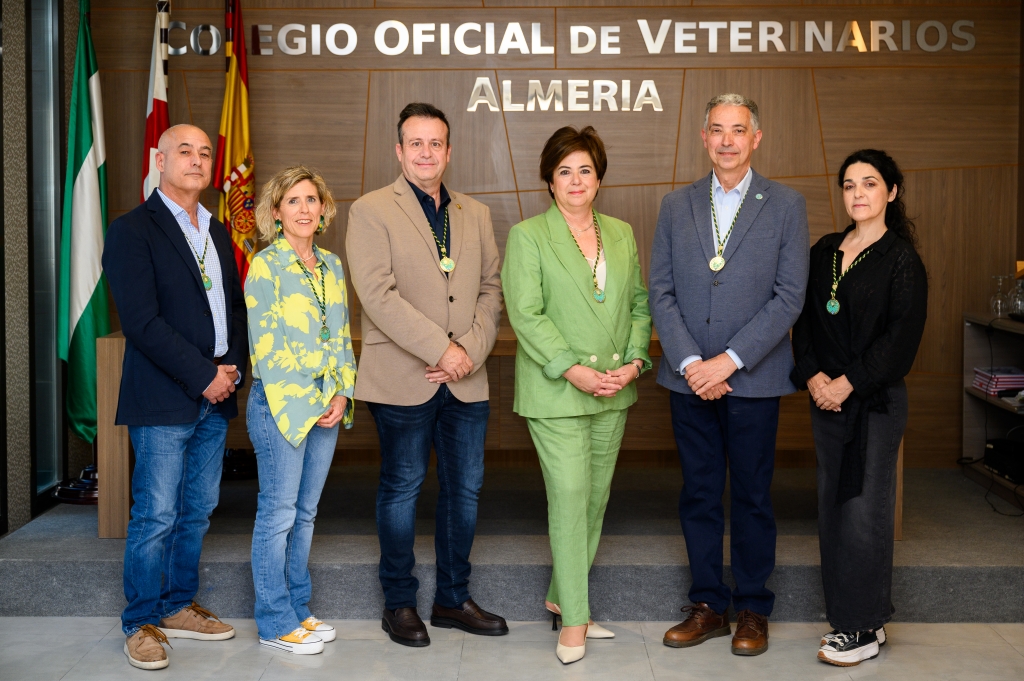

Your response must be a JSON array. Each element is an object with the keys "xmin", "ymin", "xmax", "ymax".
[
  {"xmin": 456, "ymin": 203, "xmax": 462, "ymax": 209},
  {"xmin": 755, "ymin": 193, "xmax": 763, "ymax": 200}
]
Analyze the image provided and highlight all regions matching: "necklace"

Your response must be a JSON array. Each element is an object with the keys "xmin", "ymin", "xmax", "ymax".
[
  {"xmin": 827, "ymin": 248, "xmax": 871, "ymax": 315},
  {"xmin": 185, "ymin": 232, "xmax": 213, "ymax": 290},
  {"xmin": 567, "ymin": 216, "xmax": 594, "ymax": 235},
  {"xmin": 708, "ymin": 180, "xmax": 747, "ymax": 272},
  {"xmin": 297, "ymin": 249, "xmax": 330, "ymax": 342},
  {"xmin": 430, "ymin": 208, "xmax": 455, "ymax": 273},
  {"xmin": 568, "ymin": 210, "xmax": 605, "ymax": 303}
]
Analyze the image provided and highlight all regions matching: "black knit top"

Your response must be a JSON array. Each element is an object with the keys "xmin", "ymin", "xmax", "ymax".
[{"xmin": 791, "ymin": 226, "xmax": 928, "ymax": 396}]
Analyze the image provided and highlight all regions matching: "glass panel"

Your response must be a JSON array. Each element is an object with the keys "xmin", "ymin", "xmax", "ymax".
[{"xmin": 30, "ymin": 0, "xmax": 62, "ymax": 494}]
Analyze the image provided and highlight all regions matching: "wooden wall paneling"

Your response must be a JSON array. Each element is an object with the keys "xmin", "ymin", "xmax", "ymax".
[
  {"xmin": 876, "ymin": 169, "xmax": 966, "ymax": 375},
  {"xmin": 593, "ymin": 184, "xmax": 673, "ymax": 284},
  {"xmin": 248, "ymin": 70, "xmax": 368, "ymax": 201},
  {"xmin": 555, "ymin": 7, "xmax": 1018, "ymax": 69},
  {"xmin": 904, "ymin": 372, "xmax": 961, "ymax": 467},
  {"xmin": 959, "ymin": 166, "xmax": 1018, "ymax": 315},
  {"xmin": 777, "ymin": 392, "xmax": 816, "ymax": 451},
  {"xmin": 498, "ymin": 356, "xmax": 534, "ymax": 450},
  {"xmin": 500, "ymin": 70, "xmax": 684, "ymax": 191},
  {"xmin": 94, "ymin": 8, "xmax": 221, "ymax": 72},
  {"xmin": 814, "ymin": 67, "xmax": 1020, "ymax": 174},
  {"xmin": 621, "ymin": 358, "xmax": 675, "ymax": 450},
  {"xmin": 675, "ymin": 69, "xmax": 826, "ymax": 183},
  {"xmin": 167, "ymin": 71, "xmax": 192, "ymax": 129},
  {"xmin": 485, "ymin": 357, "xmax": 501, "ymax": 450},
  {"xmin": 377, "ymin": 0, "xmax": 482, "ymax": 6},
  {"xmin": 803, "ymin": 0, "xmax": 1017, "ymax": 5},
  {"xmin": 774, "ymin": 175, "xmax": 836, "ymax": 246},
  {"xmin": 363, "ymin": 71, "xmax": 519, "ymax": 195},
  {"xmin": 97, "ymin": 333, "xmax": 130, "ymax": 539},
  {"xmin": 518, "ymin": 190, "xmax": 553, "ymax": 225},
  {"xmin": 101, "ymin": 71, "xmax": 148, "ymax": 213},
  {"xmin": 466, "ymin": 192, "xmax": 523, "ymax": 261}
]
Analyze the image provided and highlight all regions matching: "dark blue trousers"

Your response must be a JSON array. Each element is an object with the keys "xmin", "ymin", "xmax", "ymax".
[
  {"xmin": 366, "ymin": 385, "xmax": 489, "ymax": 611},
  {"xmin": 670, "ymin": 391, "xmax": 780, "ymax": 617}
]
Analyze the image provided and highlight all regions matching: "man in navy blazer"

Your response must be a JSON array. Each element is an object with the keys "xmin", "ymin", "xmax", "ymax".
[
  {"xmin": 650, "ymin": 94, "xmax": 809, "ymax": 656},
  {"xmin": 103, "ymin": 124, "xmax": 246, "ymax": 670}
]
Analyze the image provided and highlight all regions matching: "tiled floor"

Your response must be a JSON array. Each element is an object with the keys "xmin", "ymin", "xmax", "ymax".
[{"xmin": 2, "ymin": 618, "xmax": 1022, "ymax": 681}]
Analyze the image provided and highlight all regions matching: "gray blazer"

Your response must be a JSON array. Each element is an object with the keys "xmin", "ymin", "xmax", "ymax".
[{"xmin": 649, "ymin": 170, "xmax": 809, "ymax": 398}]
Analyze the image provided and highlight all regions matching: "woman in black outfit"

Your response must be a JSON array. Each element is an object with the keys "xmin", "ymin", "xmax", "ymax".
[{"xmin": 791, "ymin": 149, "xmax": 927, "ymax": 667}]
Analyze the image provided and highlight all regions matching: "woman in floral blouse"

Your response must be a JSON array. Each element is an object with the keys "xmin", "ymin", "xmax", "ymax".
[{"xmin": 246, "ymin": 166, "xmax": 356, "ymax": 655}]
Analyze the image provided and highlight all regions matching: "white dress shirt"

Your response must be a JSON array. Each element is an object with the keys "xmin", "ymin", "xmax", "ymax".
[{"xmin": 679, "ymin": 168, "xmax": 753, "ymax": 376}]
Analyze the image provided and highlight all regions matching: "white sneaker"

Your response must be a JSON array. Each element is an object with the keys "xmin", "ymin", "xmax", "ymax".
[
  {"xmin": 259, "ymin": 627, "xmax": 324, "ymax": 655},
  {"xmin": 822, "ymin": 625, "xmax": 886, "ymax": 646},
  {"xmin": 818, "ymin": 630, "xmax": 880, "ymax": 667},
  {"xmin": 301, "ymin": 616, "xmax": 336, "ymax": 643}
]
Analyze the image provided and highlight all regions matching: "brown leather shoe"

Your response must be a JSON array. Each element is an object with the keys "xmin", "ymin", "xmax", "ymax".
[
  {"xmin": 731, "ymin": 609, "xmax": 769, "ymax": 656},
  {"xmin": 124, "ymin": 624, "xmax": 170, "ymax": 670},
  {"xmin": 382, "ymin": 607, "xmax": 431, "ymax": 647},
  {"xmin": 663, "ymin": 603, "xmax": 731, "ymax": 648},
  {"xmin": 159, "ymin": 602, "xmax": 235, "ymax": 641},
  {"xmin": 431, "ymin": 599, "xmax": 509, "ymax": 636}
]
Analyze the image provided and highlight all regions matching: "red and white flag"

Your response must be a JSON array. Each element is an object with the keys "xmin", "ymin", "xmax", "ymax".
[{"xmin": 141, "ymin": 1, "xmax": 170, "ymax": 202}]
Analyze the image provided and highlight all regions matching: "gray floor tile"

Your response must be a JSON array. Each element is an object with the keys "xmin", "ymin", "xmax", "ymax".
[
  {"xmin": 990, "ymin": 622, "xmax": 1024, "ymax": 647},
  {"xmin": 882, "ymin": 623, "xmax": 1010, "ymax": 647},
  {"xmin": 61, "ymin": 635, "xmax": 273, "ymax": 681},
  {"xmin": 459, "ymin": 639, "xmax": 654, "ymax": 681},
  {"xmin": 0, "ymin": 635, "xmax": 102, "ymax": 681},
  {"xmin": 648, "ymin": 636, "xmax": 854, "ymax": 681},
  {"xmin": 259, "ymin": 639, "xmax": 463, "ymax": 681},
  {"xmin": 846, "ymin": 642, "xmax": 1024, "ymax": 681}
]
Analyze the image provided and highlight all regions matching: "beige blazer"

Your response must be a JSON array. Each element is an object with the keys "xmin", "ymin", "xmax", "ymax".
[{"xmin": 345, "ymin": 175, "xmax": 503, "ymax": 405}]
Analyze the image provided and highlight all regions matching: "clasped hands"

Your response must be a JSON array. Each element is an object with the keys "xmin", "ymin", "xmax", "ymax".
[
  {"xmin": 563, "ymin": 361, "xmax": 642, "ymax": 397},
  {"xmin": 202, "ymin": 364, "xmax": 239, "ymax": 404},
  {"xmin": 685, "ymin": 354, "xmax": 738, "ymax": 400},
  {"xmin": 807, "ymin": 372, "xmax": 853, "ymax": 412},
  {"xmin": 425, "ymin": 341, "xmax": 474, "ymax": 384}
]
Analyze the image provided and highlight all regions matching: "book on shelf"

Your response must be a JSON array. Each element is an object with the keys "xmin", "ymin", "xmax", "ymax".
[{"xmin": 972, "ymin": 366, "xmax": 1024, "ymax": 395}]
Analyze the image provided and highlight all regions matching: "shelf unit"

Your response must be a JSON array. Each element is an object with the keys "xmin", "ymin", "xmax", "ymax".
[{"xmin": 962, "ymin": 313, "xmax": 1024, "ymax": 510}]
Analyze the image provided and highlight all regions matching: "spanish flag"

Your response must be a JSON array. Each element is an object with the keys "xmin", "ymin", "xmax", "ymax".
[{"xmin": 214, "ymin": 0, "xmax": 256, "ymax": 282}]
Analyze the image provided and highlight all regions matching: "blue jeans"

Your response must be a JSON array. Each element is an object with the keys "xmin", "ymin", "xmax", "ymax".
[
  {"xmin": 248, "ymin": 379, "xmax": 339, "ymax": 640},
  {"xmin": 670, "ymin": 392, "xmax": 780, "ymax": 617},
  {"xmin": 122, "ymin": 400, "xmax": 228, "ymax": 635},
  {"xmin": 366, "ymin": 385, "xmax": 489, "ymax": 611}
]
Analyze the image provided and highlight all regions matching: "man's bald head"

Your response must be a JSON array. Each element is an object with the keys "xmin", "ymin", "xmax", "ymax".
[{"xmin": 155, "ymin": 124, "xmax": 214, "ymax": 201}]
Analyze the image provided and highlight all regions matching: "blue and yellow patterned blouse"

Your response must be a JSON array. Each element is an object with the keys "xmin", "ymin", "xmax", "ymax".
[{"xmin": 245, "ymin": 237, "xmax": 356, "ymax": 446}]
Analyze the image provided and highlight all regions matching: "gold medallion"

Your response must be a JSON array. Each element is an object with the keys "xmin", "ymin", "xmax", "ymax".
[
  {"xmin": 439, "ymin": 256, "xmax": 456, "ymax": 273},
  {"xmin": 709, "ymin": 256, "xmax": 726, "ymax": 272}
]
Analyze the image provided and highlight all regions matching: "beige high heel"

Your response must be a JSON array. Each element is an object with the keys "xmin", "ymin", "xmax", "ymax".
[
  {"xmin": 546, "ymin": 603, "xmax": 615, "ymax": 639},
  {"xmin": 556, "ymin": 624, "xmax": 588, "ymax": 665}
]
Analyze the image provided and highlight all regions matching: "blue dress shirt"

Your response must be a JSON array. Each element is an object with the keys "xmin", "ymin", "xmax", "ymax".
[
  {"xmin": 406, "ymin": 177, "xmax": 452, "ymax": 260},
  {"xmin": 679, "ymin": 168, "xmax": 753, "ymax": 375}
]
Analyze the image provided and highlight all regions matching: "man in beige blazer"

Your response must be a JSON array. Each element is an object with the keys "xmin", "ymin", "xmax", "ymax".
[{"xmin": 346, "ymin": 103, "xmax": 505, "ymax": 648}]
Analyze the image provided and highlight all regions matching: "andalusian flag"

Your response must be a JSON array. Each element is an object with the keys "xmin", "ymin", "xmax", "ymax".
[
  {"xmin": 58, "ymin": 0, "xmax": 111, "ymax": 444},
  {"xmin": 214, "ymin": 0, "xmax": 257, "ymax": 282}
]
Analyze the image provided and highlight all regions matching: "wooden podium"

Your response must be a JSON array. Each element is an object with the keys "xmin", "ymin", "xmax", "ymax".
[{"xmin": 95, "ymin": 329, "xmax": 903, "ymax": 540}]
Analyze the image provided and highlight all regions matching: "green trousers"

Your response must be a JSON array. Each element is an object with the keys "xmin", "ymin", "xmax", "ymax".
[{"xmin": 527, "ymin": 409, "xmax": 628, "ymax": 627}]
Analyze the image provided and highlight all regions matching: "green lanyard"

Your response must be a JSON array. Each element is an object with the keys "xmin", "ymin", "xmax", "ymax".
[
  {"xmin": 297, "ymin": 252, "xmax": 330, "ymax": 342},
  {"xmin": 708, "ymin": 180, "xmax": 747, "ymax": 272},
  {"xmin": 568, "ymin": 210, "xmax": 605, "ymax": 303},
  {"xmin": 431, "ymin": 208, "xmax": 455, "ymax": 273},
  {"xmin": 827, "ymin": 249, "xmax": 871, "ymax": 315},
  {"xmin": 185, "ymin": 233, "xmax": 213, "ymax": 291}
]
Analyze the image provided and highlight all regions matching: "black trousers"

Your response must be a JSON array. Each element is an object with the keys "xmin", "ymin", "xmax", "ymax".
[{"xmin": 811, "ymin": 380, "xmax": 907, "ymax": 631}]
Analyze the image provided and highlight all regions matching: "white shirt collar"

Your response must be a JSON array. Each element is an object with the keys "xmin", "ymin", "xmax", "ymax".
[{"xmin": 712, "ymin": 167, "xmax": 754, "ymax": 198}]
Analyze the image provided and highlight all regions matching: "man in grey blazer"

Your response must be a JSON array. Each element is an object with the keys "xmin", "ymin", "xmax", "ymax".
[{"xmin": 650, "ymin": 94, "xmax": 809, "ymax": 656}]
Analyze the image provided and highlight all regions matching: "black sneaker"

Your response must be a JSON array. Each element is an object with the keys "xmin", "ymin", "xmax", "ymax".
[
  {"xmin": 821, "ymin": 625, "xmax": 886, "ymax": 647},
  {"xmin": 817, "ymin": 630, "xmax": 880, "ymax": 667}
]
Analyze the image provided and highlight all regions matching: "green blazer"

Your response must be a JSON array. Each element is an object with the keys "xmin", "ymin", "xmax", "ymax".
[{"xmin": 502, "ymin": 202, "xmax": 653, "ymax": 419}]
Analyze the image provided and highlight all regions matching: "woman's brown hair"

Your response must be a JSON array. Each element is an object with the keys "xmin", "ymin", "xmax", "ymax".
[{"xmin": 538, "ymin": 126, "xmax": 607, "ymax": 199}]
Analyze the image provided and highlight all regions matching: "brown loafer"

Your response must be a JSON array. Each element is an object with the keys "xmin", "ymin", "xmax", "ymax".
[
  {"xmin": 382, "ymin": 607, "xmax": 430, "ymax": 647},
  {"xmin": 731, "ymin": 609, "xmax": 769, "ymax": 656},
  {"xmin": 431, "ymin": 599, "xmax": 509, "ymax": 636},
  {"xmin": 663, "ymin": 603, "xmax": 731, "ymax": 648}
]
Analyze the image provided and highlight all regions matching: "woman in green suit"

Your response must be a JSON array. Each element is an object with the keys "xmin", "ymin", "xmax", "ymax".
[{"xmin": 502, "ymin": 126, "xmax": 652, "ymax": 664}]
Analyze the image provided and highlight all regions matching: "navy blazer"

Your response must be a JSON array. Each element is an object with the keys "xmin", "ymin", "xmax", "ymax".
[
  {"xmin": 649, "ymin": 170, "xmax": 809, "ymax": 398},
  {"xmin": 102, "ymin": 190, "xmax": 248, "ymax": 425}
]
